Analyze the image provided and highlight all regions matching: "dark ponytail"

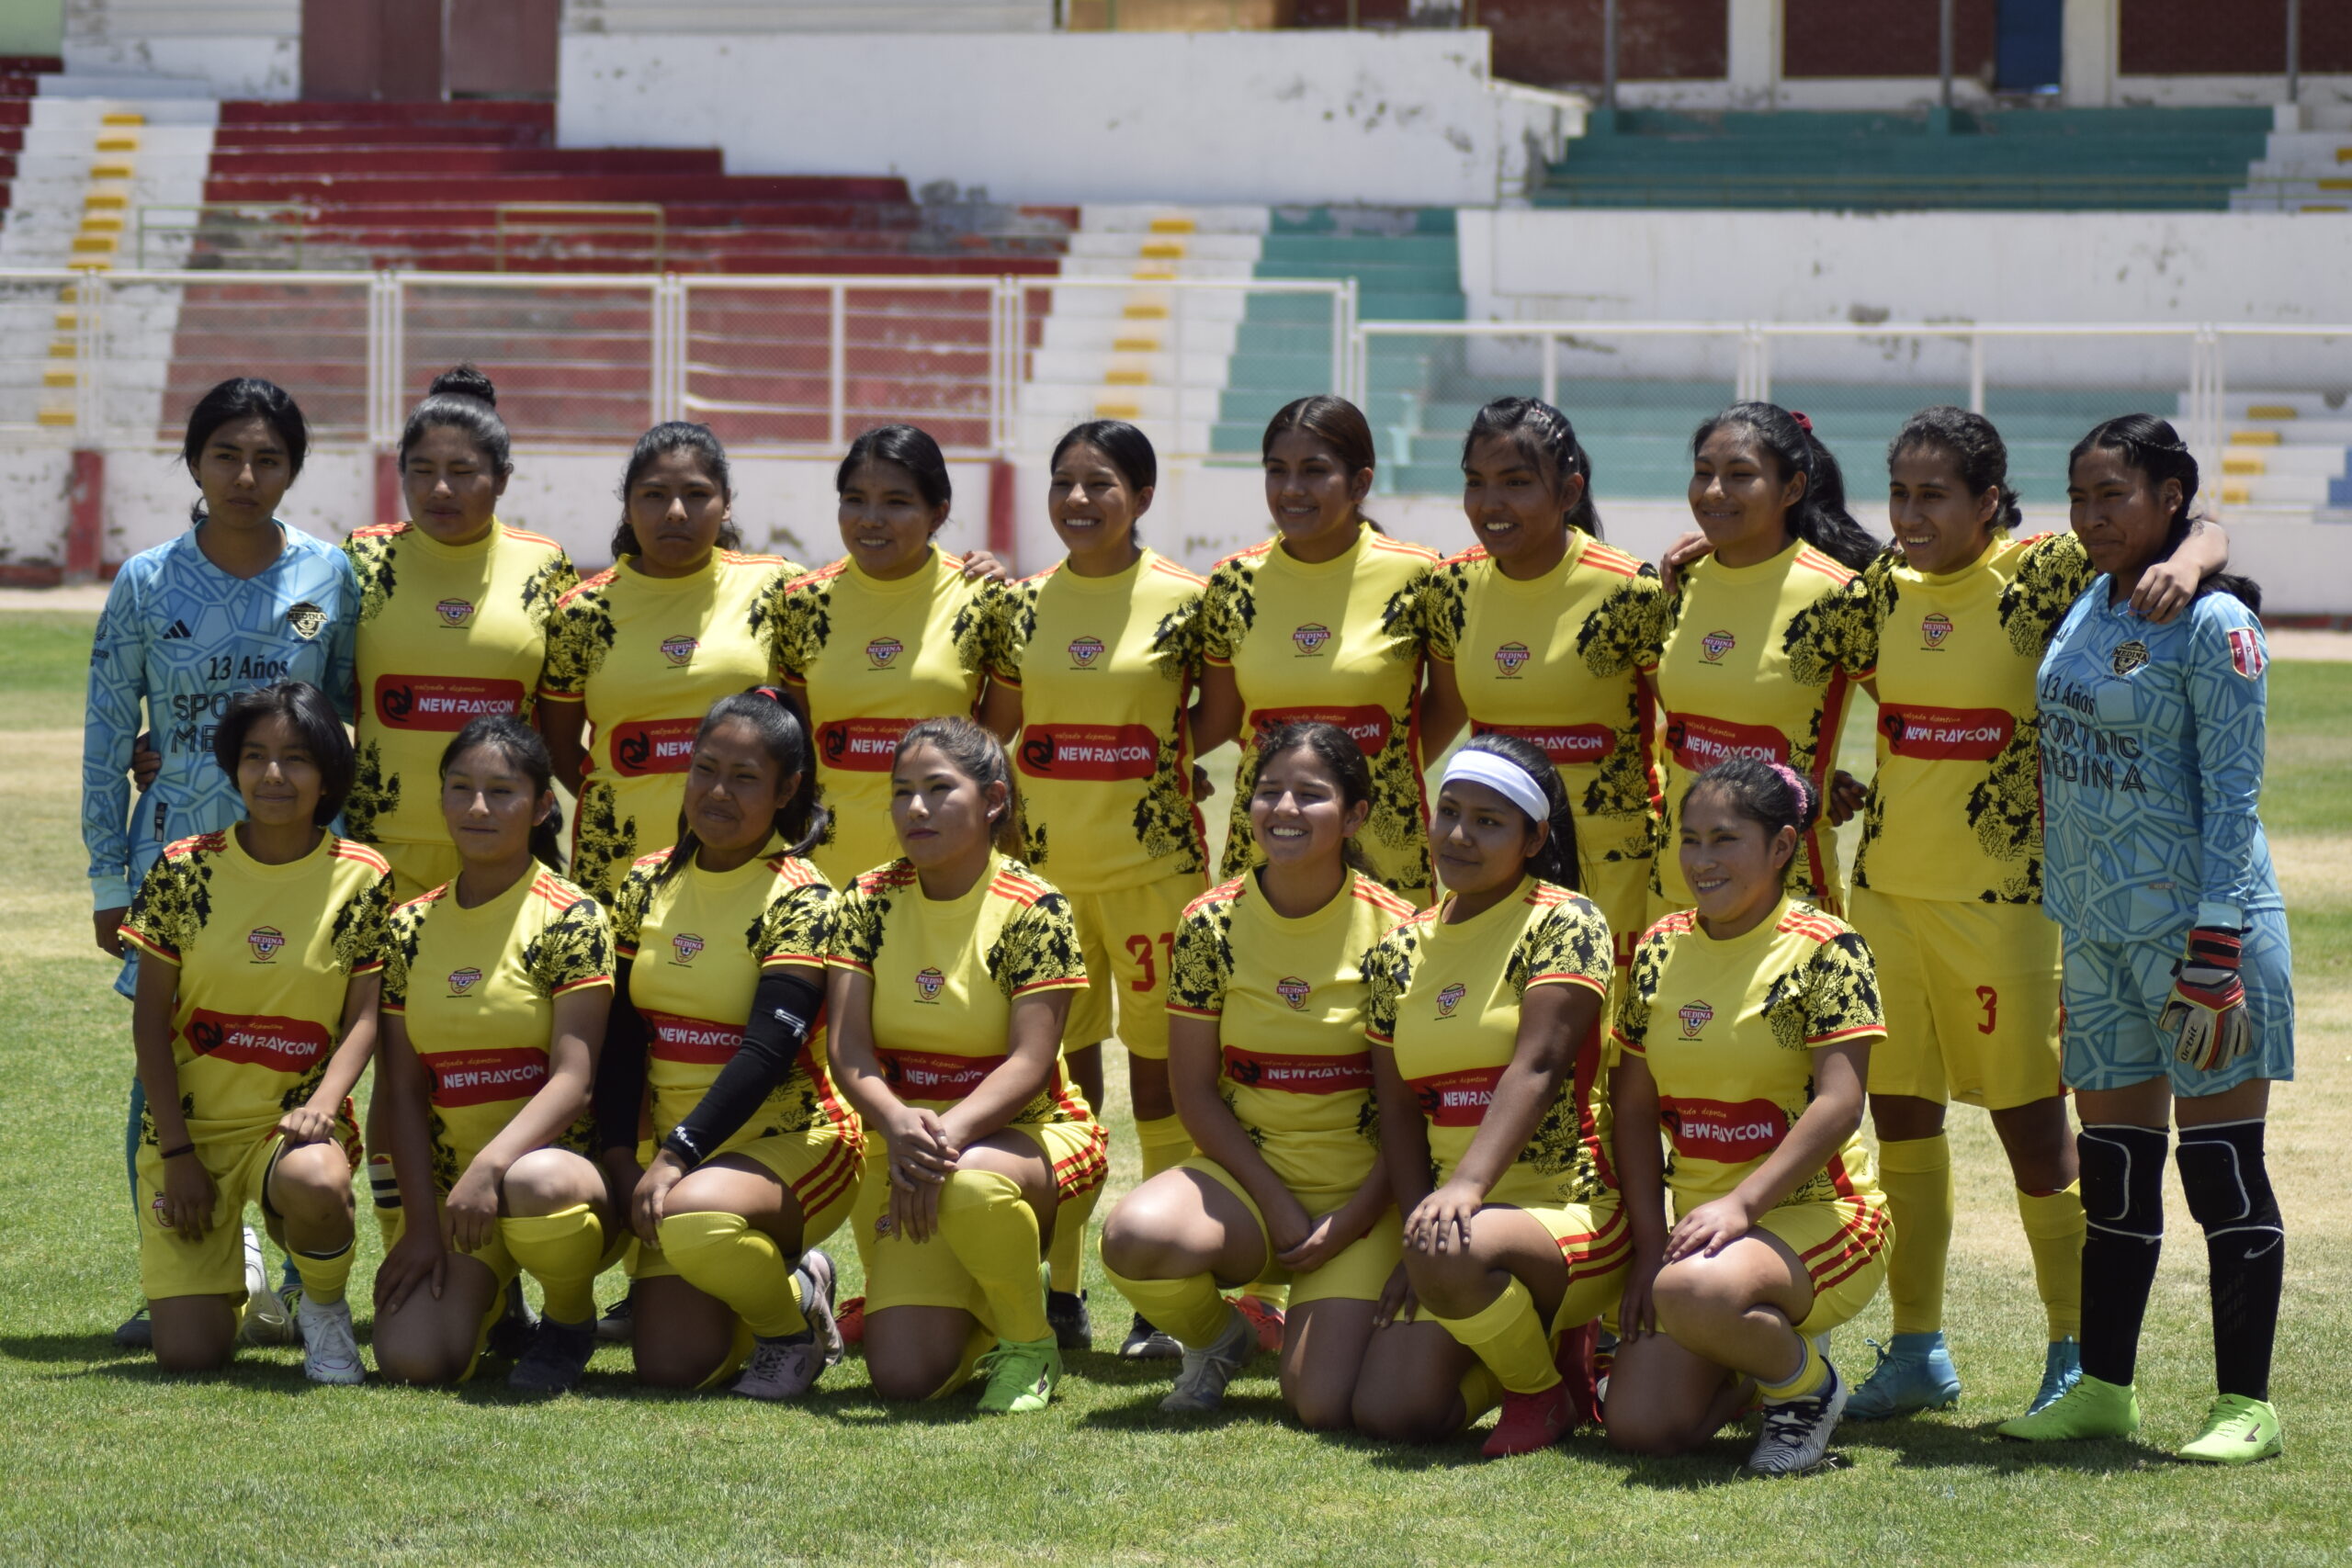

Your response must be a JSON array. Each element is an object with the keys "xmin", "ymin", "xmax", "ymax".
[
  {"xmin": 1693, "ymin": 401, "xmax": 1880, "ymax": 570},
  {"xmin": 1684, "ymin": 758, "xmax": 1818, "ymax": 887},
  {"xmin": 612, "ymin": 422, "xmax": 741, "ymax": 560},
  {"xmin": 1455, "ymin": 731, "xmax": 1581, "ymax": 891},
  {"xmin": 2070, "ymin": 413, "xmax": 2260, "ymax": 611},
  {"xmin": 439, "ymin": 715, "xmax": 565, "ymax": 873},
  {"xmin": 1462, "ymin": 396, "xmax": 1602, "ymax": 539},
  {"xmin": 400, "ymin": 363, "xmax": 513, "ymax": 479},
  {"xmin": 180, "ymin": 377, "xmax": 309, "ymax": 528},
  {"xmin": 656, "ymin": 687, "xmax": 828, "ymax": 885},
  {"xmin": 1888, "ymin": 405, "xmax": 2021, "ymax": 536},
  {"xmin": 1253, "ymin": 719, "xmax": 1380, "ymax": 880},
  {"xmin": 1051, "ymin": 419, "xmax": 1158, "ymax": 496}
]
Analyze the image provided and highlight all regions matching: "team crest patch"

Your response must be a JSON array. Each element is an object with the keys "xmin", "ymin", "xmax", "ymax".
[
  {"xmin": 1493, "ymin": 642, "xmax": 1531, "ymax": 676},
  {"xmin": 447, "ymin": 967, "xmax": 483, "ymax": 996},
  {"xmin": 1435, "ymin": 982, "xmax": 1468, "ymax": 1018},
  {"xmin": 1276, "ymin": 976, "xmax": 1313, "ymax": 1010},
  {"xmin": 246, "ymin": 926, "xmax": 286, "ymax": 962},
  {"xmin": 1068, "ymin": 636, "xmax": 1104, "ymax": 668},
  {"xmin": 285, "ymin": 602, "xmax": 326, "ymax": 639},
  {"xmin": 2111, "ymin": 639, "xmax": 2151, "ymax": 677},
  {"xmin": 1701, "ymin": 630, "xmax": 1736, "ymax": 663},
  {"xmin": 435, "ymin": 597, "xmax": 475, "ymax": 628},
  {"xmin": 671, "ymin": 932, "xmax": 705, "ymax": 964},
  {"xmin": 660, "ymin": 635, "xmax": 699, "ymax": 668},
  {"xmin": 1679, "ymin": 1000, "xmax": 1713, "ymax": 1038},
  {"xmin": 867, "ymin": 637, "xmax": 904, "ymax": 669},
  {"xmin": 1291, "ymin": 624, "xmax": 1331, "ymax": 655},
  {"xmin": 1921, "ymin": 613, "xmax": 1952, "ymax": 649},
  {"xmin": 914, "ymin": 966, "xmax": 946, "ymax": 1001},
  {"xmin": 2227, "ymin": 627, "xmax": 2267, "ymax": 680}
]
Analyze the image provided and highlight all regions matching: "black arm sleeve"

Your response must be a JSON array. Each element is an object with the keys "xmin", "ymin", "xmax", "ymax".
[
  {"xmin": 593, "ymin": 958, "xmax": 648, "ymax": 1155},
  {"xmin": 665, "ymin": 965, "xmax": 827, "ymax": 1162}
]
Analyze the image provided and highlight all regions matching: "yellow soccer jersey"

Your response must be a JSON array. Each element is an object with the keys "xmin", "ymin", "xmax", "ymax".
[
  {"xmin": 382, "ymin": 867, "xmax": 614, "ymax": 1190},
  {"xmin": 343, "ymin": 520, "xmax": 578, "ymax": 853},
  {"xmin": 539, "ymin": 549, "xmax": 800, "ymax": 902},
  {"xmin": 1840, "ymin": 532, "xmax": 2092, "ymax": 906},
  {"xmin": 1201, "ymin": 525, "xmax": 1442, "ymax": 899},
  {"xmin": 609, "ymin": 846, "xmax": 853, "ymax": 1152},
  {"xmin": 825, "ymin": 853, "xmax": 1093, "ymax": 1127},
  {"xmin": 769, "ymin": 548, "xmax": 1001, "ymax": 884},
  {"xmin": 1166, "ymin": 870, "xmax": 1418, "ymax": 1194},
  {"xmin": 1425, "ymin": 537, "xmax": 1665, "ymax": 884},
  {"xmin": 990, "ymin": 548, "xmax": 1207, "ymax": 893},
  {"xmin": 1365, "ymin": 878, "xmax": 1616, "ymax": 1206},
  {"xmin": 1614, "ymin": 899, "xmax": 1885, "ymax": 1213},
  {"xmin": 1643, "ymin": 542, "xmax": 1866, "ymax": 908},
  {"xmin": 119, "ymin": 829, "xmax": 391, "ymax": 1147}
]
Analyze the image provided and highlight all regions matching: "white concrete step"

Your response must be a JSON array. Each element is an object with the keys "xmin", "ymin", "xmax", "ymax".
[
  {"xmin": 1058, "ymin": 254, "xmax": 1259, "ymax": 283},
  {"xmin": 1066, "ymin": 231, "xmax": 1263, "ymax": 264},
  {"xmin": 2219, "ymin": 445, "xmax": 2348, "ymax": 478},
  {"xmin": 1035, "ymin": 314, "xmax": 1240, "ymax": 355},
  {"xmin": 1078, "ymin": 203, "xmax": 1272, "ymax": 235}
]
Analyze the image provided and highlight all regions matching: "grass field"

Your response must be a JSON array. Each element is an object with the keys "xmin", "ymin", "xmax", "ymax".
[{"xmin": 1, "ymin": 607, "xmax": 2345, "ymax": 1566}]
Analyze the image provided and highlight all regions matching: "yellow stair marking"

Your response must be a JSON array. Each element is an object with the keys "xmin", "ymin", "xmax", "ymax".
[
  {"xmin": 101, "ymin": 111, "xmax": 144, "ymax": 126},
  {"xmin": 1148, "ymin": 217, "xmax": 1197, "ymax": 233},
  {"xmin": 71, "ymin": 234, "xmax": 118, "ymax": 254},
  {"xmin": 96, "ymin": 133, "xmax": 138, "ymax": 153},
  {"xmin": 2222, "ymin": 457, "xmax": 2265, "ymax": 475},
  {"xmin": 80, "ymin": 215, "xmax": 124, "ymax": 233},
  {"xmin": 2230, "ymin": 430, "xmax": 2282, "ymax": 446},
  {"xmin": 2221, "ymin": 482, "xmax": 2254, "ymax": 504},
  {"xmin": 2320, "ymin": 178, "xmax": 2352, "ymax": 191},
  {"xmin": 91, "ymin": 161, "xmax": 132, "ymax": 180},
  {"xmin": 1122, "ymin": 302, "xmax": 1168, "ymax": 319},
  {"xmin": 1094, "ymin": 400, "xmax": 1142, "ymax": 419},
  {"xmin": 1131, "ymin": 267, "xmax": 1177, "ymax": 281},
  {"xmin": 2245, "ymin": 404, "xmax": 2298, "ymax": 420},
  {"xmin": 2336, "ymin": 146, "xmax": 2352, "ymax": 162},
  {"xmin": 37, "ymin": 408, "xmax": 77, "ymax": 427},
  {"xmin": 1139, "ymin": 241, "xmax": 1185, "ymax": 260},
  {"xmin": 2301, "ymin": 204, "xmax": 2349, "ymax": 212},
  {"xmin": 1113, "ymin": 335, "xmax": 1160, "ymax": 353},
  {"xmin": 53, "ymin": 310, "xmax": 76, "ymax": 330},
  {"xmin": 85, "ymin": 190, "xmax": 128, "ymax": 210},
  {"xmin": 43, "ymin": 367, "xmax": 77, "ymax": 387},
  {"xmin": 1103, "ymin": 367, "xmax": 1149, "ymax": 386}
]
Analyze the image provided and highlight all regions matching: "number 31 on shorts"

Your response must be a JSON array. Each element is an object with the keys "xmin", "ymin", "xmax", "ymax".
[{"xmin": 1125, "ymin": 932, "xmax": 1175, "ymax": 992}]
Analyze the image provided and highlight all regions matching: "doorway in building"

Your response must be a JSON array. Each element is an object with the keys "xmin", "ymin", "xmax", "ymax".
[
  {"xmin": 1995, "ymin": 0, "xmax": 2064, "ymax": 92},
  {"xmin": 301, "ymin": 0, "xmax": 558, "ymax": 100}
]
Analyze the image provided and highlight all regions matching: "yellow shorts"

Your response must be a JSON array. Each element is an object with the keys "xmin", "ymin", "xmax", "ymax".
[
  {"xmin": 1849, "ymin": 886, "xmax": 2063, "ymax": 1111},
  {"xmin": 374, "ymin": 839, "xmax": 463, "ymax": 904},
  {"xmin": 1061, "ymin": 871, "xmax": 1207, "ymax": 1061},
  {"xmin": 136, "ymin": 1105, "xmax": 363, "ymax": 1301},
  {"xmin": 1183, "ymin": 1156, "xmax": 1400, "ymax": 1308},
  {"xmin": 384, "ymin": 1204, "xmax": 628, "ymax": 1382},
  {"xmin": 1753, "ymin": 1196, "xmax": 1891, "ymax": 1337},
  {"xmin": 1576, "ymin": 841, "xmax": 1655, "ymax": 973},
  {"xmin": 856, "ymin": 1119, "xmax": 1107, "ymax": 1324},
  {"xmin": 632, "ymin": 1127, "xmax": 863, "ymax": 1282},
  {"xmin": 1516, "ymin": 1191, "xmax": 1634, "ymax": 1333}
]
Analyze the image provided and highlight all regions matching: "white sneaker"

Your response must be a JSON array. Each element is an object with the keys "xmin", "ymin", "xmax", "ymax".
[
  {"xmin": 1747, "ymin": 1360, "xmax": 1849, "ymax": 1476},
  {"xmin": 732, "ymin": 1334, "xmax": 828, "ymax": 1401},
  {"xmin": 236, "ymin": 1226, "xmax": 295, "ymax": 1346},
  {"xmin": 1159, "ymin": 1303, "xmax": 1255, "ymax": 1414},
  {"xmin": 296, "ymin": 1296, "xmax": 364, "ymax": 1384}
]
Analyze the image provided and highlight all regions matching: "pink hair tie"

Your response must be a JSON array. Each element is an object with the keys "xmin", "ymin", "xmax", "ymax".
[
  {"xmin": 1790, "ymin": 411, "xmax": 1815, "ymax": 434},
  {"xmin": 1768, "ymin": 761, "xmax": 1812, "ymax": 815}
]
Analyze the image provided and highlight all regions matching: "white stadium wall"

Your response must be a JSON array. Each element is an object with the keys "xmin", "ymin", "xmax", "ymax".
[{"xmin": 61, "ymin": 0, "xmax": 300, "ymax": 97}]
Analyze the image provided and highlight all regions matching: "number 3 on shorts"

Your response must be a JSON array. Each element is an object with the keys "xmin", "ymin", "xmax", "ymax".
[
  {"xmin": 1975, "ymin": 985, "xmax": 1998, "ymax": 1035},
  {"xmin": 1125, "ymin": 932, "xmax": 1175, "ymax": 993}
]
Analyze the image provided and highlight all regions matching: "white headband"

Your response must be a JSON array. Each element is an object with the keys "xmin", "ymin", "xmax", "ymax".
[{"xmin": 1442, "ymin": 749, "xmax": 1551, "ymax": 825}]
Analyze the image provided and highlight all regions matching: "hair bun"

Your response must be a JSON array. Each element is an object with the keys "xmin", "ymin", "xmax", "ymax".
[{"xmin": 427, "ymin": 364, "xmax": 496, "ymax": 409}]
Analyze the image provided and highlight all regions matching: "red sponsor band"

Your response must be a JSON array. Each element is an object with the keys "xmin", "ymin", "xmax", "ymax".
[
  {"xmin": 609, "ymin": 717, "xmax": 702, "ymax": 777},
  {"xmin": 429, "ymin": 1047, "xmax": 548, "ymax": 1108},
  {"xmin": 1222, "ymin": 1045, "xmax": 1373, "ymax": 1095},
  {"xmin": 1664, "ymin": 711, "xmax": 1789, "ymax": 773},
  {"xmin": 1250, "ymin": 704, "xmax": 1391, "ymax": 756},
  {"xmin": 818, "ymin": 716, "xmax": 916, "ymax": 774},
  {"xmin": 185, "ymin": 1009, "xmax": 332, "ymax": 1072},
  {"xmin": 1660, "ymin": 1096, "xmax": 1787, "ymax": 1162},
  {"xmin": 1878, "ymin": 704, "xmax": 2016, "ymax": 761},
  {"xmin": 641, "ymin": 1010, "xmax": 741, "ymax": 1066},
  {"xmin": 876, "ymin": 1048, "xmax": 1006, "ymax": 1100},
  {"xmin": 1018, "ymin": 723, "xmax": 1159, "ymax": 783},
  {"xmin": 1472, "ymin": 719, "xmax": 1613, "ymax": 766},
  {"xmin": 1409, "ymin": 1066, "xmax": 1504, "ymax": 1127},
  {"xmin": 374, "ymin": 674, "xmax": 527, "ymax": 732}
]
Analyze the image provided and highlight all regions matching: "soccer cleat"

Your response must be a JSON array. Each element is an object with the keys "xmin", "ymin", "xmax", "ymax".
[
  {"xmin": 594, "ymin": 1288, "xmax": 633, "ymax": 1344},
  {"xmin": 1046, "ymin": 1288, "xmax": 1094, "ymax": 1352},
  {"xmin": 1159, "ymin": 1304, "xmax": 1255, "ymax": 1415},
  {"xmin": 1120, "ymin": 1311, "xmax": 1183, "ymax": 1360},
  {"xmin": 1556, "ymin": 1319, "xmax": 1603, "ymax": 1432},
  {"xmin": 1843, "ymin": 1332, "xmax": 1962, "ymax": 1420},
  {"xmin": 1747, "ymin": 1360, "xmax": 1849, "ymax": 1476},
  {"xmin": 296, "ymin": 1295, "xmax": 364, "ymax": 1385},
  {"xmin": 2027, "ymin": 1337, "xmax": 2082, "ymax": 1416},
  {"xmin": 1232, "ymin": 1292, "xmax": 1284, "ymax": 1355},
  {"xmin": 236, "ymin": 1227, "xmax": 296, "ymax": 1346},
  {"xmin": 731, "ymin": 1333, "xmax": 828, "ymax": 1401},
  {"xmin": 114, "ymin": 1305, "xmax": 153, "ymax": 1349},
  {"xmin": 1996, "ymin": 1371, "xmax": 2140, "ymax": 1441},
  {"xmin": 797, "ymin": 1249, "xmax": 843, "ymax": 1366},
  {"xmin": 486, "ymin": 1280, "xmax": 538, "ymax": 1361},
  {"xmin": 835, "ymin": 1293, "xmax": 866, "ymax": 1348},
  {"xmin": 2177, "ymin": 1393, "xmax": 2281, "ymax": 1464},
  {"xmin": 1483, "ymin": 1382, "xmax": 1575, "ymax": 1458},
  {"xmin": 507, "ymin": 1318, "xmax": 597, "ymax": 1394},
  {"xmin": 974, "ymin": 1335, "xmax": 1062, "ymax": 1416}
]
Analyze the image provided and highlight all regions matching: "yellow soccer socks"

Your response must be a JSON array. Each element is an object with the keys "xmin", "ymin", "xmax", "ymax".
[
  {"xmin": 288, "ymin": 1240, "xmax": 354, "ymax": 1306},
  {"xmin": 2018, "ymin": 1182, "xmax": 2086, "ymax": 1343},
  {"xmin": 1879, "ymin": 1133, "xmax": 1953, "ymax": 1336},
  {"xmin": 659, "ymin": 1210, "xmax": 811, "ymax": 1340},
  {"xmin": 1760, "ymin": 1335, "xmax": 1831, "ymax": 1402},
  {"xmin": 1045, "ymin": 1179, "xmax": 1102, "ymax": 1296},
  {"xmin": 1102, "ymin": 1260, "xmax": 1232, "ymax": 1348},
  {"xmin": 502, "ymin": 1203, "xmax": 608, "ymax": 1325},
  {"xmin": 937, "ymin": 1170, "xmax": 1051, "ymax": 1345},
  {"xmin": 1433, "ymin": 1278, "xmax": 1560, "ymax": 1396},
  {"xmin": 1135, "ymin": 1114, "xmax": 1193, "ymax": 1183}
]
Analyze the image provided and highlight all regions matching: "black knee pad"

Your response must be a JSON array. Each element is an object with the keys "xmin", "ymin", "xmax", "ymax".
[
  {"xmin": 2176, "ymin": 1120, "xmax": 2282, "ymax": 1235},
  {"xmin": 2077, "ymin": 1123, "xmax": 2167, "ymax": 1239}
]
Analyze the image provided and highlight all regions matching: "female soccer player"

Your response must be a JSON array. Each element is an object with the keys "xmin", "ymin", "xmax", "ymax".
[
  {"xmin": 371, "ymin": 716, "xmax": 620, "ymax": 1393},
  {"xmin": 537, "ymin": 423, "xmax": 802, "ymax": 905},
  {"xmin": 119, "ymin": 682, "xmax": 389, "ymax": 1382},
  {"xmin": 1996, "ymin": 415, "xmax": 2290, "ymax": 1464},
  {"xmin": 823, "ymin": 718, "xmax": 1106, "ymax": 1414},
  {"xmin": 1194, "ymin": 396, "xmax": 1448, "ymax": 908},
  {"xmin": 1352, "ymin": 734, "xmax": 1621, "ymax": 1457},
  {"xmin": 1642, "ymin": 403, "xmax": 1878, "ymax": 915},
  {"xmin": 1829, "ymin": 408, "xmax": 2223, "ymax": 1424},
  {"xmin": 1098, "ymin": 722, "xmax": 1413, "ymax": 1423},
  {"xmin": 592, "ymin": 689, "xmax": 856, "ymax": 1399},
  {"xmin": 769, "ymin": 424, "xmax": 1013, "ymax": 887},
  {"xmin": 1605, "ymin": 760, "xmax": 1890, "ymax": 1476},
  {"xmin": 1425, "ymin": 398, "xmax": 1664, "ymax": 971},
  {"xmin": 987, "ymin": 420, "xmax": 1209, "ymax": 1355},
  {"xmin": 86, "ymin": 376, "xmax": 356, "ymax": 1348}
]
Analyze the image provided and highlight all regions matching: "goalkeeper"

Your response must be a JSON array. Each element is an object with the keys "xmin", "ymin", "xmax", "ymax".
[{"xmin": 2000, "ymin": 415, "xmax": 2293, "ymax": 1464}]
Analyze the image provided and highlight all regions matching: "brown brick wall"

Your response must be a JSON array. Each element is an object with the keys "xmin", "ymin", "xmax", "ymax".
[
  {"xmin": 2120, "ymin": 0, "xmax": 2352, "ymax": 75},
  {"xmin": 1290, "ymin": 0, "xmax": 1728, "ymax": 85},
  {"xmin": 1781, "ymin": 0, "xmax": 1996, "ymax": 79}
]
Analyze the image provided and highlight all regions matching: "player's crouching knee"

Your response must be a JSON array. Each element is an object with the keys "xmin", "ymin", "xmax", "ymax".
[
  {"xmin": 1097, "ymin": 1206, "xmax": 1178, "ymax": 1280},
  {"xmin": 270, "ymin": 1141, "xmax": 353, "ymax": 1224}
]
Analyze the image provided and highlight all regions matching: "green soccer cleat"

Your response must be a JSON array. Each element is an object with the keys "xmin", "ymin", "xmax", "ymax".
[
  {"xmin": 2026, "ymin": 1337, "xmax": 2082, "ymax": 1416},
  {"xmin": 1844, "ymin": 1332, "xmax": 1962, "ymax": 1420},
  {"xmin": 1996, "ymin": 1371, "xmax": 2140, "ymax": 1441},
  {"xmin": 974, "ymin": 1335, "xmax": 1062, "ymax": 1416},
  {"xmin": 2177, "ymin": 1394, "xmax": 2281, "ymax": 1465}
]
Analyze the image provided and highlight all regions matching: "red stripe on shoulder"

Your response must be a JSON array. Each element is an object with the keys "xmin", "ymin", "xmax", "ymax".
[
  {"xmin": 348, "ymin": 521, "xmax": 410, "ymax": 540},
  {"xmin": 330, "ymin": 840, "xmax": 392, "ymax": 874},
  {"xmin": 1442, "ymin": 544, "xmax": 1492, "ymax": 570},
  {"xmin": 395, "ymin": 885, "xmax": 448, "ymax": 916},
  {"xmin": 1146, "ymin": 557, "xmax": 1208, "ymax": 587},
  {"xmin": 1365, "ymin": 534, "xmax": 1442, "ymax": 564},
  {"xmin": 1642, "ymin": 909, "xmax": 1699, "ymax": 942},
  {"xmin": 501, "ymin": 525, "xmax": 563, "ymax": 550},
  {"xmin": 786, "ymin": 559, "xmax": 850, "ymax": 592},
  {"xmin": 160, "ymin": 831, "xmax": 224, "ymax": 862},
  {"xmin": 1182, "ymin": 875, "xmax": 1248, "ymax": 920},
  {"xmin": 767, "ymin": 853, "xmax": 829, "ymax": 887},
  {"xmin": 855, "ymin": 860, "xmax": 920, "ymax": 895},
  {"xmin": 1212, "ymin": 540, "xmax": 1276, "ymax": 571},
  {"xmin": 1350, "ymin": 877, "xmax": 1419, "ymax": 919},
  {"xmin": 559, "ymin": 570, "xmax": 616, "ymax": 605},
  {"xmin": 630, "ymin": 849, "xmax": 675, "ymax": 872},
  {"xmin": 1580, "ymin": 542, "xmax": 1644, "ymax": 579},
  {"xmin": 718, "ymin": 549, "xmax": 787, "ymax": 568},
  {"xmin": 1793, "ymin": 547, "xmax": 1855, "ymax": 585}
]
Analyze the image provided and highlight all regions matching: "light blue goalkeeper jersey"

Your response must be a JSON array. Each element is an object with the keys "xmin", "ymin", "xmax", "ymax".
[
  {"xmin": 2036, "ymin": 579, "xmax": 2279, "ymax": 945},
  {"xmin": 82, "ymin": 523, "xmax": 358, "ymax": 911}
]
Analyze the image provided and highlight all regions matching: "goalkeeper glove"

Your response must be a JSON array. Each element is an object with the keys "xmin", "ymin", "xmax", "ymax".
[{"xmin": 2160, "ymin": 926, "xmax": 2251, "ymax": 1074}]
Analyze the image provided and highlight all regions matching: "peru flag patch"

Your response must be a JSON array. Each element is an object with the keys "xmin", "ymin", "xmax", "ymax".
[{"xmin": 2226, "ymin": 627, "xmax": 2266, "ymax": 681}]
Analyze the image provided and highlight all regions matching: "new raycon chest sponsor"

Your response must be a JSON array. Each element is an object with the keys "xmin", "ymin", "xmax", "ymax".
[
  {"xmin": 1472, "ymin": 719, "xmax": 1613, "ymax": 766},
  {"xmin": 1661, "ymin": 1096, "xmax": 1788, "ymax": 1161},
  {"xmin": 428, "ymin": 1047, "xmax": 548, "ymax": 1107},
  {"xmin": 186, "ymin": 1010, "xmax": 331, "ymax": 1071},
  {"xmin": 1250, "ymin": 705, "xmax": 1390, "ymax": 755},
  {"xmin": 1222, "ymin": 1045, "xmax": 1372, "ymax": 1094},
  {"xmin": 375, "ymin": 674, "xmax": 526, "ymax": 731},
  {"xmin": 1877, "ymin": 705, "xmax": 2015, "ymax": 761},
  {"xmin": 611, "ymin": 717, "xmax": 701, "ymax": 775},
  {"xmin": 1018, "ymin": 724, "xmax": 1159, "ymax": 781},
  {"xmin": 640, "ymin": 1010, "xmax": 741, "ymax": 1065},
  {"xmin": 1409, "ymin": 1066, "xmax": 1505, "ymax": 1126},
  {"xmin": 818, "ymin": 716, "xmax": 916, "ymax": 773},
  {"xmin": 876, "ymin": 1049, "xmax": 1006, "ymax": 1100},
  {"xmin": 1664, "ymin": 712, "xmax": 1788, "ymax": 772}
]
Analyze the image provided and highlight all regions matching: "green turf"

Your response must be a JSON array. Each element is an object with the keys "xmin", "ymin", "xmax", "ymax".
[{"xmin": 3, "ymin": 614, "xmax": 2346, "ymax": 1566}]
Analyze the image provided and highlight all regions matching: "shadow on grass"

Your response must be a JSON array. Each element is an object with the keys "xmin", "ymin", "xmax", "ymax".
[
  {"xmin": 0, "ymin": 1332, "xmax": 149, "ymax": 1366},
  {"xmin": 1830, "ymin": 1416, "xmax": 2158, "ymax": 1476}
]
